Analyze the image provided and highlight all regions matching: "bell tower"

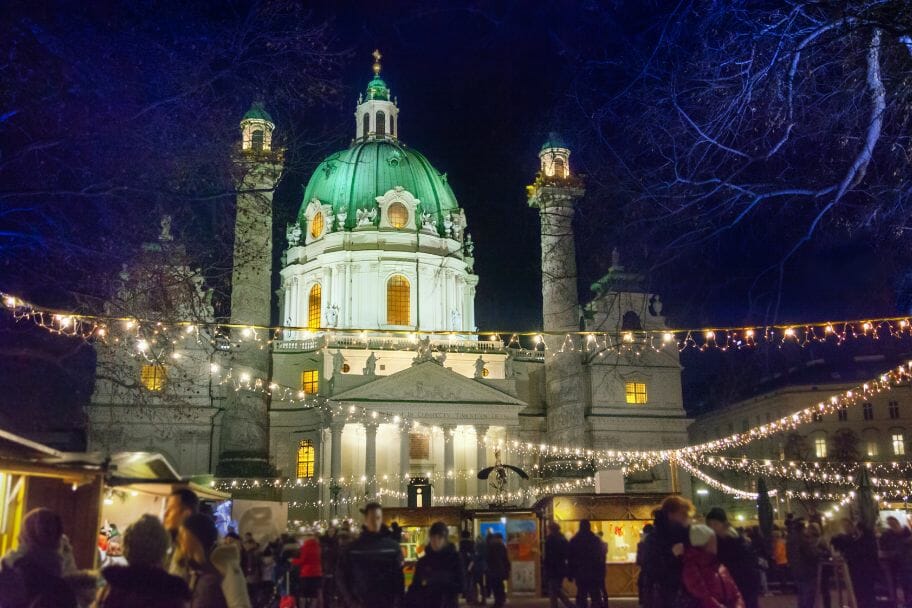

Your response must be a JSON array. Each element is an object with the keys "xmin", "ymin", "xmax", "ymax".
[
  {"xmin": 217, "ymin": 102, "xmax": 283, "ymax": 476},
  {"xmin": 354, "ymin": 50, "xmax": 400, "ymax": 140},
  {"xmin": 527, "ymin": 133, "xmax": 588, "ymax": 447}
]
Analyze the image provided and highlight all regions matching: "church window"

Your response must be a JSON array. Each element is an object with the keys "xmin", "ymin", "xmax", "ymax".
[
  {"xmin": 386, "ymin": 275, "xmax": 410, "ymax": 325},
  {"xmin": 409, "ymin": 433, "xmax": 430, "ymax": 460},
  {"xmin": 363, "ymin": 113, "xmax": 370, "ymax": 136},
  {"xmin": 140, "ymin": 364, "xmax": 166, "ymax": 391},
  {"xmin": 621, "ymin": 311, "xmax": 642, "ymax": 331},
  {"xmin": 376, "ymin": 111, "xmax": 386, "ymax": 136},
  {"xmin": 310, "ymin": 212, "xmax": 324, "ymax": 238},
  {"xmin": 296, "ymin": 439, "xmax": 315, "ymax": 478},
  {"xmin": 251, "ymin": 129, "xmax": 264, "ymax": 152},
  {"xmin": 625, "ymin": 381, "xmax": 647, "ymax": 404},
  {"xmin": 301, "ymin": 370, "xmax": 319, "ymax": 394},
  {"xmin": 388, "ymin": 202, "xmax": 408, "ymax": 229},
  {"xmin": 553, "ymin": 157, "xmax": 566, "ymax": 178},
  {"xmin": 308, "ymin": 284, "xmax": 322, "ymax": 329}
]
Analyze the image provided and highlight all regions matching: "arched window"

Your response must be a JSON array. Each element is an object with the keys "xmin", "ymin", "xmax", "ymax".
[
  {"xmin": 251, "ymin": 129, "xmax": 264, "ymax": 152},
  {"xmin": 621, "ymin": 311, "xmax": 642, "ymax": 331},
  {"xmin": 553, "ymin": 157, "xmax": 566, "ymax": 177},
  {"xmin": 310, "ymin": 212, "xmax": 324, "ymax": 238},
  {"xmin": 388, "ymin": 202, "xmax": 408, "ymax": 229},
  {"xmin": 308, "ymin": 284, "xmax": 321, "ymax": 329},
  {"xmin": 362, "ymin": 113, "xmax": 370, "ymax": 137},
  {"xmin": 386, "ymin": 275, "xmax": 410, "ymax": 325},
  {"xmin": 376, "ymin": 111, "xmax": 386, "ymax": 136},
  {"xmin": 296, "ymin": 439, "xmax": 315, "ymax": 478}
]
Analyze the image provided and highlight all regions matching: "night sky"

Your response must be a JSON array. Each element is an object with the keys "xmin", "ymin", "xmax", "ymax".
[{"xmin": 2, "ymin": 1, "xmax": 910, "ymax": 432}]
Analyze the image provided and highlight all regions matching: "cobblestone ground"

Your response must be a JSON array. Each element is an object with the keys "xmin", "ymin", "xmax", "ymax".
[{"xmin": 485, "ymin": 594, "xmax": 797, "ymax": 607}]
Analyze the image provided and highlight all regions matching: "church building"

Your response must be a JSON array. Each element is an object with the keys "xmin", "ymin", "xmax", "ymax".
[{"xmin": 87, "ymin": 54, "xmax": 691, "ymax": 521}]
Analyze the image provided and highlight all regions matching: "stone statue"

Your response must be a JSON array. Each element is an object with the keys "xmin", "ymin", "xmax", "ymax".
[
  {"xmin": 159, "ymin": 215, "xmax": 173, "ymax": 241},
  {"xmin": 325, "ymin": 304, "xmax": 340, "ymax": 328},
  {"xmin": 450, "ymin": 308, "xmax": 462, "ymax": 331},
  {"xmin": 286, "ymin": 223, "xmax": 302, "ymax": 247},
  {"xmin": 504, "ymin": 348, "xmax": 515, "ymax": 379},
  {"xmin": 356, "ymin": 207, "xmax": 377, "ymax": 226},
  {"xmin": 413, "ymin": 336, "xmax": 434, "ymax": 364},
  {"xmin": 443, "ymin": 215, "xmax": 455, "ymax": 238},
  {"xmin": 449, "ymin": 213, "xmax": 462, "ymax": 240},
  {"xmin": 436, "ymin": 350, "xmax": 447, "ymax": 366},
  {"xmin": 473, "ymin": 355, "xmax": 486, "ymax": 379},
  {"xmin": 610, "ymin": 247, "xmax": 621, "ymax": 269},
  {"xmin": 335, "ymin": 210, "xmax": 347, "ymax": 230},
  {"xmin": 332, "ymin": 350, "xmax": 345, "ymax": 378},
  {"xmin": 464, "ymin": 234, "xmax": 475, "ymax": 257},
  {"xmin": 420, "ymin": 211, "xmax": 436, "ymax": 232},
  {"xmin": 651, "ymin": 294, "xmax": 664, "ymax": 316},
  {"xmin": 363, "ymin": 351, "xmax": 377, "ymax": 376}
]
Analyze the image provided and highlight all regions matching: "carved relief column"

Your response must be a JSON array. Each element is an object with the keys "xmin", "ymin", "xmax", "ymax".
[
  {"xmin": 475, "ymin": 425, "xmax": 489, "ymax": 498},
  {"xmin": 364, "ymin": 422, "xmax": 378, "ymax": 498},
  {"xmin": 399, "ymin": 426, "xmax": 410, "ymax": 507},
  {"xmin": 443, "ymin": 424, "xmax": 456, "ymax": 498}
]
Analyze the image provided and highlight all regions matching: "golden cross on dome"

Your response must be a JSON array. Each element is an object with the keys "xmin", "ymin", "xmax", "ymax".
[{"xmin": 372, "ymin": 49, "xmax": 382, "ymax": 75}]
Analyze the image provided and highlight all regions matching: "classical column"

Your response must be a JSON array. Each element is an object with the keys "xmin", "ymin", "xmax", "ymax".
[
  {"xmin": 364, "ymin": 422, "xmax": 378, "ymax": 498},
  {"xmin": 330, "ymin": 422, "xmax": 344, "ymax": 482},
  {"xmin": 443, "ymin": 424, "xmax": 456, "ymax": 498},
  {"xmin": 399, "ymin": 426, "xmax": 411, "ymax": 507},
  {"xmin": 475, "ymin": 425, "xmax": 489, "ymax": 498},
  {"xmin": 505, "ymin": 426, "xmax": 520, "ymax": 493}
]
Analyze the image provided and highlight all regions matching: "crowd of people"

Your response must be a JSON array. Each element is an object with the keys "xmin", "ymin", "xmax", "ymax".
[{"xmin": 1, "ymin": 490, "xmax": 911, "ymax": 608}]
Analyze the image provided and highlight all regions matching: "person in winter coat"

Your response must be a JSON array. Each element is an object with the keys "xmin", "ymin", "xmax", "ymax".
[
  {"xmin": 543, "ymin": 522, "xmax": 574, "ymax": 608},
  {"xmin": 94, "ymin": 514, "xmax": 191, "ymax": 608},
  {"xmin": 458, "ymin": 530, "xmax": 475, "ymax": 604},
  {"xmin": 336, "ymin": 502, "xmax": 405, "ymax": 608},
  {"xmin": 639, "ymin": 496, "xmax": 693, "ymax": 608},
  {"xmin": 178, "ymin": 513, "xmax": 252, "ymax": 608},
  {"xmin": 0, "ymin": 508, "xmax": 77, "ymax": 608},
  {"xmin": 706, "ymin": 508, "xmax": 761, "ymax": 608},
  {"xmin": 787, "ymin": 521, "xmax": 827, "ymax": 608},
  {"xmin": 568, "ymin": 520, "xmax": 605, "ymax": 608},
  {"xmin": 291, "ymin": 532, "xmax": 323, "ymax": 605},
  {"xmin": 880, "ymin": 516, "xmax": 912, "ymax": 605},
  {"xmin": 406, "ymin": 522, "xmax": 463, "ymax": 608},
  {"xmin": 831, "ymin": 519, "xmax": 878, "ymax": 608},
  {"xmin": 636, "ymin": 524, "xmax": 654, "ymax": 606},
  {"xmin": 682, "ymin": 525, "xmax": 745, "ymax": 608},
  {"xmin": 472, "ymin": 534, "xmax": 489, "ymax": 604},
  {"xmin": 486, "ymin": 533, "xmax": 511, "ymax": 608},
  {"xmin": 166, "ymin": 488, "xmax": 200, "ymax": 583}
]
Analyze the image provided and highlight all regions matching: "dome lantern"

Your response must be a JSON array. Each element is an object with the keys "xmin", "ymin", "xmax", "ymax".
[
  {"xmin": 240, "ymin": 101, "xmax": 275, "ymax": 152},
  {"xmin": 355, "ymin": 50, "xmax": 399, "ymax": 140},
  {"xmin": 539, "ymin": 132, "xmax": 571, "ymax": 179}
]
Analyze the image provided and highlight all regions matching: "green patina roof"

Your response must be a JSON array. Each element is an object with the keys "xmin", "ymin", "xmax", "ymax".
[
  {"xmin": 300, "ymin": 139, "xmax": 459, "ymax": 230},
  {"xmin": 366, "ymin": 76, "xmax": 390, "ymax": 101},
  {"xmin": 243, "ymin": 101, "xmax": 273, "ymax": 123},
  {"xmin": 541, "ymin": 131, "xmax": 567, "ymax": 151}
]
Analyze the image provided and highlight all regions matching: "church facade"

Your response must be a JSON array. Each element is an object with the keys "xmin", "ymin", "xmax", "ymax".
[{"xmin": 87, "ymin": 56, "xmax": 691, "ymax": 520}]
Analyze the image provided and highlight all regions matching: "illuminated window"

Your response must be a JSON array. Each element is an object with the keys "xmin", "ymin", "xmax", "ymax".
[
  {"xmin": 251, "ymin": 129, "xmax": 264, "ymax": 152},
  {"xmin": 386, "ymin": 275, "xmax": 410, "ymax": 325},
  {"xmin": 814, "ymin": 437, "xmax": 827, "ymax": 458},
  {"xmin": 892, "ymin": 433, "xmax": 905, "ymax": 456},
  {"xmin": 301, "ymin": 370, "xmax": 319, "ymax": 394},
  {"xmin": 296, "ymin": 439, "xmax": 315, "ymax": 478},
  {"xmin": 376, "ymin": 111, "xmax": 385, "ymax": 135},
  {"xmin": 362, "ymin": 113, "xmax": 370, "ymax": 136},
  {"xmin": 140, "ymin": 364, "xmax": 166, "ymax": 391},
  {"xmin": 866, "ymin": 441, "xmax": 879, "ymax": 458},
  {"xmin": 388, "ymin": 202, "xmax": 408, "ymax": 229},
  {"xmin": 310, "ymin": 213, "xmax": 324, "ymax": 238},
  {"xmin": 863, "ymin": 403, "xmax": 874, "ymax": 420},
  {"xmin": 307, "ymin": 284, "xmax": 321, "ymax": 329},
  {"xmin": 625, "ymin": 382, "xmax": 647, "ymax": 404},
  {"xmin": 889, "ymin": 401, "xmax": 900, "ymax": 420},
  {"xmin": 409, "ymin": 433, "xmax": 429, "ymax": 460}
]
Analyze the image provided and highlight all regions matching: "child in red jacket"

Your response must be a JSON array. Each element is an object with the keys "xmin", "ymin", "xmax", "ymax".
[
  {"xmin": 291, "ymin": 533, "xmax": 323, "ymax": 603},
  {"xmin": 682, "ymin": 524, "xmax": 745, "ymax": 608}
]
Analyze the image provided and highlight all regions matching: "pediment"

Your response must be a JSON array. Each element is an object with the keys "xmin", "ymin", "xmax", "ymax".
[{"xmin": 330, "ymin": 361, "xmax": 526, "ymax": 406}]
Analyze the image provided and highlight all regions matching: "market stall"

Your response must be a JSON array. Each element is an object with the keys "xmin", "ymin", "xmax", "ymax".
[
  {"xmin": 474, "ymin": 510, "xmax": 541, "ymax": 596},
  {"xmin": 382, "ymin": 506, "xmax": 467, "ymax": 586}
]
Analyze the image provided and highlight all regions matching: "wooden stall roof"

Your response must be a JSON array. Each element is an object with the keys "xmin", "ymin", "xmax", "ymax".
[
  {"xmin": 533, "ymin": 493, "xmax": 669, "ymax": 522},
  {"xmin": 382, "ymin": 506, "xmax": 468, "ymax": 527}
]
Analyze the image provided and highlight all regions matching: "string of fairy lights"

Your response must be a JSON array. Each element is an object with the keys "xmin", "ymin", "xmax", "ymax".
[{"xmin": 6, "ymin": 290, "xmax": 912, "ymax": 506}]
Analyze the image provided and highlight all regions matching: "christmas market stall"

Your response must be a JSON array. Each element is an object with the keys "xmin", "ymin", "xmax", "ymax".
[
  {"xmin": 534, "ymin": 493, "xmax": 665, "ymax": 598},
  {"xmin": 382, "ymin": 505, "xmax": 468, "ymax": 586}
]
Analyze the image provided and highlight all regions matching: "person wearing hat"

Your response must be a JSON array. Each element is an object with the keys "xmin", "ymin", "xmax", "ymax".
[
  {"xmin": 178, "ymin": 513, "xmax": 251, "ymax": 608},
  {"xmin": 682, "ymin": 524, "xmax": 744, "ymax": 608},
  {"xmin": 336, "ymin": 502, "xmax": 404, "ymax": 608},
  {"xmin": 406, "ymin": 521, "xmax": 463, "ymax": 608},
  {"xmin": 705, "ymin": 508, "xmax": 760, "ymax": 608}
]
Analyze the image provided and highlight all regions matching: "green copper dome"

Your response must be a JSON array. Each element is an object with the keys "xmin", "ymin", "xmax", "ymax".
[
  {"xmin": 541, "ymin": 131, "xmax": 567, "ymax": 150},
  {"xmin": 300, "ymin": 139, "xmax": 459, "ymax": 231},
  {"xmin": 366, "ymin": 76, "xmax": 390, "ymax": 101},
  {"xmin": 243, "ymin": 101, "xmax": 273, "ymax": 123}
]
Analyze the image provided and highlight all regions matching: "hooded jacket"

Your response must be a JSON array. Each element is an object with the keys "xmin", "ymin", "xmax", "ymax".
[
  {"xmin": 681, "ymin": 547, "xmax": 745, "ymax": 608},
  {"xmin": 95, "ymin": 564, "xmax": 191, "ymax": 608},
  {"xmin": 210, "ymin": 544, "xmax": 251, "ymax": 608}
]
